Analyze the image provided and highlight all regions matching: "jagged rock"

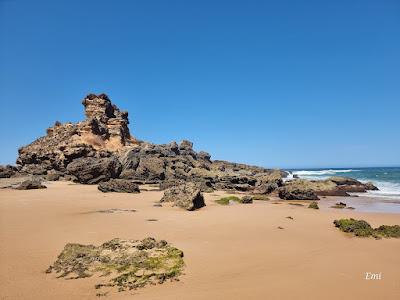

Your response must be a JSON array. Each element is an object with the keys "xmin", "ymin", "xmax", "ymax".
[
  {"xmin": 160, "ymin": 182, "xmax": 205, "ymax": 211},
  {"xmin": 0, "ymin": 165, "xmax": 17, "ymax": 178},
  {"xmin": 278, "ymin": 187, "xmax": 319, "ymax": 200},
  {"xmin": 253, "ymin": 182, "xmax": 278, "ymax": 194},
  {"xmin": 14, "ymin": 93, "xmax": 288, "ymax": 187},
  {"xmin": 17, "ymin": 94, "xmax": 135, "ymax": 175},
  {"xmin": 15, "ymin": 178, "xmax": 47, "ymax": 190},
  {"xmin": 46, "ymin": 170, "xmax": 63, "ymax": 181},
  {"xmin": 66, "ymin": 157, "xmax": 122, "ymax": 184},
  {"xmin": 98, "ymin": 179, "xmax": 140, "ymax": 193}
]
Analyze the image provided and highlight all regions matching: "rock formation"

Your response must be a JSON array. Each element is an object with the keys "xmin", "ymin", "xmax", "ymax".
[{"xmin": 12, "ymin": 93, "xmax": 283, "ymax": 190}]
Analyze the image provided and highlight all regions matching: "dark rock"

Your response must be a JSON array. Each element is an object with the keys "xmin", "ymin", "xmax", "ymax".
[
  {"xmin": 160, "ymin": 182, "xmax": 205, "ymax": 211},
  {"xmin": 241, "ymin": 195, "xmax": 253, "ymax": 204},
  {"xmin": 66, "ymin": 157, "xmax": 122, "ymax": 184},
  {"xmin": 253, "ymin": 182, "xmax": 278, "ymax": 194},
  {"xmin": 15, "ymin": 178, "xmax": 47, "ymax": 190},
  {"xmin": 0, "ymin": 165, "xmax": 17, "ymax": 178},
  {"xmin": 278, "ymin": 187, "xmax": 319, "ymax": 200},
  {"xmin": 98, "ymin": 179, "xmax": 140, "ymax": 193},
  {"xmin": 46, "ymin": 170, "xmax": 63, "ymax": 181}
]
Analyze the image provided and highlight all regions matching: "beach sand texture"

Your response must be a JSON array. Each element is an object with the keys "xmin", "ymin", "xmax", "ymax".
[{"xmin": 1, "ymin": 181, "xmax": 399, "ymax": 300}]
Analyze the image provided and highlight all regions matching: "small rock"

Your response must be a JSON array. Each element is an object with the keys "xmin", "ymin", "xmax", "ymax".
[
  {"xmin": 98, "ymin": 179, "xmax": 140, "ymax": 193},
  {"xmin": 241, "ymin": 195, "xmax": 253, "ymax": 204},
  {"xmin": 15, "ymin": 178, "xmax": 47, "ymax": 190}
]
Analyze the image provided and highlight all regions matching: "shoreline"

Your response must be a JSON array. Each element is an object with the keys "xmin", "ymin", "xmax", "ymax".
[{"xmin": 1, "ymin": 181, "xmax": 399, "ymax": 300}]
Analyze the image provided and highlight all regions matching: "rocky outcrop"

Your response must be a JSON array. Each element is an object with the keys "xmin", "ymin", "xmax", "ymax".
[
  {"xmin": 98, "ymin": 179, "xmax": 140, "ymax": 193},
  {"xmin": 281, "ymin": 177, "xmax": 378, "ymax": 198},
  {"xmin": 13, "ymin": 93, "xmax": 287, "ymax": 187},
  {"xmin": 66, "ymin": 157, "xmax": 122, "ymax": 184},
  {"xmin": 0, "ymin": 165, "xmax": 17, "ymax": 178},
  {"xmin": 160, "ymin": 182, "xmax": 205, "ymax": 211},
  {"xmin": 17, "ymin": 94, "xmax": 135, "ymax": 176}
]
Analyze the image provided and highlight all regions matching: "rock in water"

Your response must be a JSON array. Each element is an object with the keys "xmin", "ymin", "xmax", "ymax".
[
  {"xmin": 15, "ymin": 178, "xmax": 47, "ymax": 190},
  {"xmin": 66, "ymin": 157, "xmax": 122, "ymax": 184},
  {"xmin": 98, "ymin": 179, "xmax": 140, "ymax": 193},
  {"xmin": 160, "ymin": 182, "xmax": 205, "ymax": 211}
]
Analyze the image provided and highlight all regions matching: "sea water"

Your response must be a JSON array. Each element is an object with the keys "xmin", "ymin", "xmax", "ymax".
[{"xmin": 286, "ymin": 167, "xmax": 400, "ymax": 200}]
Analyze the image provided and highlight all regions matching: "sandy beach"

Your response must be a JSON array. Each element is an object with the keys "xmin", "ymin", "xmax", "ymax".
[{"xmin": 1, "ymin": 181, "xmax": 399, "ymax": 300}]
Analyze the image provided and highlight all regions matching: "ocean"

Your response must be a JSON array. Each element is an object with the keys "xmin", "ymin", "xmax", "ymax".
[{"xmin": 285, "ymin": 167, "xmax": 400, "ymax": 200}]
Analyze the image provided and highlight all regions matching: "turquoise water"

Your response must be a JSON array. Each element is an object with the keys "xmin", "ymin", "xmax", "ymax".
[{"xmin": 286, "ymin": 167, "xmax": 400, "ymax": 199}]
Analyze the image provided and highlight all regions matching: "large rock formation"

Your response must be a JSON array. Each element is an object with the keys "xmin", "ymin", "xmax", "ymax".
[{"xmin": 13, "ymin": 93, "xmax": 286, "ymax": 187}]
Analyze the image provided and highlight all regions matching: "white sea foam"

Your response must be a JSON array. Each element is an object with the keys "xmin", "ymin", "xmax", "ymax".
[
  {"xmin": 362, "ymin": 181, "xmax": 400, "ymax": 199},
  {"xmin": 293, "ymin": 169, "xmax": 358, "ymax": 176}
]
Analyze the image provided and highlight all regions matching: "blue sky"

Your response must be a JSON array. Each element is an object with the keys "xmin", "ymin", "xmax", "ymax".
[{"xmin": 1, "ymin": 0, "xmax": 399, "ymax": 168}]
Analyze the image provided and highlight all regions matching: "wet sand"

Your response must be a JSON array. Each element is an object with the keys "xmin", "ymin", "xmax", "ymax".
[{"xmin": 1, "ymin": 181, "xmax": 400, "ymax": 300}]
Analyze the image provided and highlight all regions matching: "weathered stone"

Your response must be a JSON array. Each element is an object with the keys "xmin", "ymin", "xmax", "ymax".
[
  {"xmin": 278, "ymin": 187, "xmax": 319, "ymax": 200},
  {"xmin": 66, "ymin": 157, "xmax": 122, "ymax": 184},
  {"xmin": 15, "ymin": 178, "xmax": 47, "ymax": 190},
  {"xmin": 241, "ymin": 195, "xmax": 253, "ymax": 204},
  {"xmin": 0, "ymin": 165, "xmax": 17, "ymax": 178},
  {"xmin": 160, "ymin": 182, "xmax": 205, "ymax": 211},
  {"xmin": 98, "ymin": 179, "xmax": 140, "ymax": 193}
]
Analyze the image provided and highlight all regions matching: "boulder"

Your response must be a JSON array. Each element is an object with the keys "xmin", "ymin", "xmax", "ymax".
[
  {"xmin": 253, "ymin": 182, "xmax": 278, "ymax": 194},
  {"xmin": 15, "ymin": 178, "xmax": 47, "ymax": 190},
  {"xmin": 278, "ymin": 187, "xmax": 319, "ymax": 200},
  {"xmin": 160, "ymin": 182, "xmax": 205, "ymax": 211},
  {"xmin": 241, "ymin": 195, "xmax": 253, "ymax": 204},
  {"xmin": 98, "ymin": 179, "xmax": 140, "ymax": 193},
  {"xmin": 66, "ymin": 156, "xmax": 122, "ymax": 184}
]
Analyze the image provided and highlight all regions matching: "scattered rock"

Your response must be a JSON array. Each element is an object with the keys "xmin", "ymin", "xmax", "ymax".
[
  {"xmin": 331, "ymin": 202, "xmax": 347, "ymax": 209},
  {"xmin": 14, "ymin": 178, "xmax": 47, "ymax": 190},
  {"xmin": 98, "ymin": 179, "xmax": 140, "ymax": 193},
  {"xmin": 277, "ymin": 226, "xmax": 284, "ymax": 229},
  {"xmin": 160, "ymin": 182, "xmax": 205, "ymax": 211},
  {"xmin": 286, "ymin": 216, "xmax": 294, "ymax": 220},
  {"xmin": 146, "ymin": 219, "xmax": 158, "ymax": 222},
  {"xmin": 241, "ymin": 195, "xmax": 253, "ymax": 204},
  {"xmin": 308, "ymin": 201, "xmax": 319, "ymax": 209}
]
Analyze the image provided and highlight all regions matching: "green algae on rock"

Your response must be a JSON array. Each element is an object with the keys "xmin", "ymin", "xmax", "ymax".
[
  {"xmin": 333, "ymin": 219, "xmax": 400, "ymax": 239},
  {"xmin": 46, "ymin": 237, "xmax": 184, "ymax": 292},
  {"xmin": 308, "ymin": 201, "xmax": 319, "ymax": 209}
]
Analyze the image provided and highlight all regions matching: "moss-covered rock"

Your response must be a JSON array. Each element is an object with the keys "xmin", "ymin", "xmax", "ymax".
[
  {"xmin": 308, "ymin": 201, "xmax": 319, "ymax": 209},
  {"xmin": 46, "ymin": 238, "xmax": 184, "ymax": 293},
  {"xmin": 333, "ymin": 219, "xmax": 400, "ymax": 239},
  {"xmin": 215, "ymin": 196, "xmax": 241, "ymax": 205}
]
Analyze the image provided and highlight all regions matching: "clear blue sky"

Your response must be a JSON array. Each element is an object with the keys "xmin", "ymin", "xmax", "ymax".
[{"xmin": 1, "ymin": 0, "xmax": 399, "ymax": 168}]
